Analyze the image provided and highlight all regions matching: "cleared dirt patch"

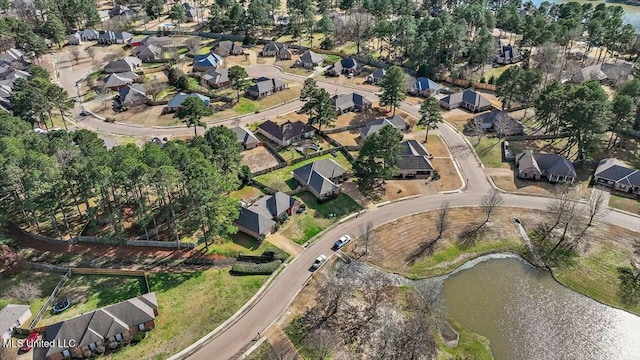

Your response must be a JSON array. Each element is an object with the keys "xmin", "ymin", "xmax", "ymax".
[
  {"xmin": 328, "ymin": 130, "xmax": 360, "ymax": 146},
  {"xmin": 383, "ymin": 180, "xmax": 425, "ymax": 200},
  {"xmin": 243, "ymin": 146, "xmax": 281, "ymax": 173},
  {"xmin": 431, "ymin": 158, "xmax": 462, "ymax": 191}
]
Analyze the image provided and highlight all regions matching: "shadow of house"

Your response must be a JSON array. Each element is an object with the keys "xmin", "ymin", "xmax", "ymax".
[
  {"xmin": 515, "ymin": 150, "xmax": 576, "ymax": 184},
  {"xmin": 593, "ymin": 158, "xmax": 640, "ymax": 196},
  {"xmin": 246, "ymin": 78, "xmax": 288, "ymax": 100},
  {"xmin": 397, "ymin": 140, "xmax": 435, "ymax": 178},
  {"xmin": 293, "ymin": 159, "xmax": 347, "ymax": 200},
  {"xmin": 231, "ymin": 126, "xmax": 260, "ymax": 149},
  {"xmin": 257, "ymin": 120, "xmax": 315, "ymax": 147},
  {"xmin": 332, "ymin": 92, "xmax": 372, "ymax": 115},
  {"xmin": 440, "ymin": 89, "xmax": 492, "ymax": 113},
  {"xmin": 472, "ymin": 110, "xmax": 524, "ymax": 136},
  {"xmin": 43, "ymin": 293, "xmax": 158, "ymax": 360}
]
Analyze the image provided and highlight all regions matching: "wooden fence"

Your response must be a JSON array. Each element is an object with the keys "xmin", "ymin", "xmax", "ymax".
[
  {"xmin": 504, "ymin": 133, "xmax": 570, "ymax": 141},
  {"xmin": 323, "ymin": 122, "xmax": 368, "ymax": 134},
  {"xmin": 440, "ymin": 76, "xmax": 497, "ymax": 91}
]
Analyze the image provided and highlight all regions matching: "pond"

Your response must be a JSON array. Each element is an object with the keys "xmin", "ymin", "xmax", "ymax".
[{"xmin": 442, "ymin": 256, "xmax": 640, "ymax": 360}]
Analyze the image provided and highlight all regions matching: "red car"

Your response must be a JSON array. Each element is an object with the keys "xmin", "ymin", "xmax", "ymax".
[{"xmin": 20, "ymin": 332, "xmax": 38, "ymax": 353}]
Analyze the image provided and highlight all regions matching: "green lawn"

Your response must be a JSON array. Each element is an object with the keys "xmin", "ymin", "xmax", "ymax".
[
  {"xmin": 197, "ymin": 46, "xmax": 211, "ymax": 55},
  {"xmin": 471, "ymin": 136, "xmax": 509, "ymax": 169},
  {"xmin": 112, "ymin": 270, "xmax": 267, "ymax": 359},
  {"xmin": 199, "ymin": 233, "xmax": 285, "ymax": 258},
  {"xmin": 436, "ymin": 318, "xmax": 493, "ymax": 360},
  {"xmin": 39, "ymin": 275, "xmax": 146, "ymax": 326},
  {"xmin": 208, "ymin": 87, "xmax": 301, "ymax": 121},
  {"xmin": 608, "ymin": 194, "xmax": 640, "ymax": 215},
  {"xmin": 325, "ymin": 54, "xmax": 341, "ymax": 63},
  {"xmin": 255, "ymin": 152, "xmax": 352, "ymax": 191},
  {"xmin": 0, "ymin": 271, "xmax": 64, "ymax": 325}
]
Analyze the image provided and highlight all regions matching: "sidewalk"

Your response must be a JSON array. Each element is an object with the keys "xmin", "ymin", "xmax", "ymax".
[{"xmin": 266, "ymin": 325, "xmax": 303, "ymax": 360}]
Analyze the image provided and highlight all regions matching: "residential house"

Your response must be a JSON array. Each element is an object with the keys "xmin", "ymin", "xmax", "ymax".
[
  {"xmin": 183, "ymin": 2, "xmax": 198, "ymax": 22},
  {"xmin": 260, "ymin": 42, "xmax": 291, "ymax": 60},
  {"xmin": 515, "ymin": 150, "xmax": 576, "ymax": 184},
  {"xmin": 593, "ymin": 158, "xmax": 640, "ymax": 196},
  {"xmin": 128, "ymin": 36, "xmax": 145, "ymax": 47},
  {"xmin": 44, "ymin": 293, "xmax": 158, "ymax": 360},
  {"xmin": 231, "ymin": 126, "xmax": 260, "ymax": 149},
  {"xmin": 103, "ymin": 72, "xmax": 139, "ymax": 90},
  {"xmin": 571, "ymin": 64, "xmax": 607, "ymax": 84},
  {"xmin": 325, "ymin": 58, "xmax": 359, "ymax": 76},
  {"xmin": 139, "ymin": 36, "xmax": 173, "ymax": 48},
  {"xmin": 98, "ymin": 10, "xmax": 111, "ymax": 22},
  {"xmin": 408, "ymin": 77, "xmax": 442, "ymax": 97},
  {"xmin": 248, "ymin": 192, "xmax": 300, "ymax": 221},
  {"xmin": 201, "ymin": 67, "xmax": 230, "ymax": 88},
  {"xmin": 495, "ymin": 39, "xmax": 522, "ymax": 64},
  {"xmin": 295, "ymin": 50, "xmax": 325, "ymax": 68},
  {"xmin": 472, "ymin": 110, "xmax": 524, "ymax": 136},
  {"xmin": 293, "ymin": 159, "xmax": 347, "ymax": 200},
  {"xmin": 440, "ymin": 89, "xmax": 492, "ymax": 113},
  {"xmin": 212, "ymin": 41, "xmax": 244, "ymax": 57},
  {"xmin": 332, "ymin": 92, "xmax": 372, "ymax": 115},
  {"xmin": 80, "ymin": 29, "xmax": 100, "ymax": 41},
  {"xmin": 257, "ymin": 120, "xmax": 315, "ymax": 146},
  {"xmin": 246, "ymin": 78, "xmax": 288, "ymax": 100},
  {"xmin": 132, "ymin": 44, "xmax": 162, "ymax": 62},
  {"xmin": 397, "ymin": 140, "xmax": 435, "ymax": 178},
  {"xmin": 98, "ymin": 31, "xmax": 133, "ymax": 45},
  {"xmin": 68, "ymin": 33, "xmax": 81, "ymax": 45},
  {"xmin": 108, "ymin": 4, "xmax": 134, "ymax": 18},
  {"xmin": 0, "ymin": 65, "xmax": 29, "ymax": 81},
  {"xmin": 192, "ymin": 53, "xmax": 224, "ymax": 72},
  {"xmin": 0, "ymin": 304, "xmax": 31, "ymax": 341},
  {"xmin": 360, "ymin": 115, "xmax": 409, "ymax": 139},
  {"xmin": 0, "ymin": 48, "xmax": 29, "ymax": 69},
  {"xmin": 571, "ymin": 62, "xmax": 633, "ymax": 86},
  {"xmin": 166, "ymin": 92, "xmax": 210, "ymax": 112},
  {"xmin": 0, "ymin": 84, "xmax": 12, "ymax": 108},
  {"xmin": 117, "ymin": 84, "xmax": 147, "ymax": 106},
  {"xmin": 104, "ymin": 57, "xmax": 142, "ymax": 73},
  {"xmin": 233, "ymin": 207, "xmax": 276, "ymax": 239},
  {"xmin": 366, "ymin": 68, "xmax": 385, "ymax": 84}
]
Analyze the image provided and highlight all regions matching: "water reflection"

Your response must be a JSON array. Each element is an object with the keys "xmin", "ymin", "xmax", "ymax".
[{"xmin": 443, "ymin": 257, "xmax": 640, "ymax": 360}]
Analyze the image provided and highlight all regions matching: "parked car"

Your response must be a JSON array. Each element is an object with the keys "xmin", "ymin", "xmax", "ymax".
[
  {"xmin": 20, "ymin": 332, "xmax": 38, "ymax": 353},
  {"xmin": 333, "ymin": 235, "xmax": 351, "ymax": 250},
  {"xmin": 311, "ymin": 255, "xmax": 327, "ymax": 270}
]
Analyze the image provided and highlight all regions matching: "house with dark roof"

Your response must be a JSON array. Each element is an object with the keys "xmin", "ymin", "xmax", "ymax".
[
  {"xmin": 325, "ymin": 58, "xmax": 359, "ymax": 76},
  {"xmin": 495, "ymin": 39, "xmax": 522, "ymax": 64},
  {"xmin": 360, "ymin": 115, "xmax": 409, "ymax": 139},
  {"xmin": 213, "ymin": 41, "xmax": 244, "ymax": 57},
  {"xmin": 515, "ymin": 151, "xmax": 576, "ymax": 184},
  {"xmin": 68, "ymin": 33, "xmax": 81, "ymax": 45},
  {"xmin": 593, "ymin": 158, "xmax": 640, "ymax": 196},
  {"xmin": 571, "ymin": 64, "xmax": 607, "ymax": 84},
  {"xmin": 332, "ymin": 92, "xmax": 372, "ymax": 115},
  {"xmin": 0, "ymin": 304, "xmax": 31, "ymax": 341},
  {"xmin": 250, "ymin": 192, "xmax": 301, "ymax": 221},
  {"xmin": 104, "ymin": 57, "xmax": 142, "ymax": 73},
  {"xmin": 408, "ymin": 77, "xmax": 442, "ymax": 97},
  {"xmin": 44, "ymin": 293, "xmax": 158, "ymax": 360},
  {"xmin": 192, "ymin": 53, "xmax": 224, "ymax": 72},
  {"xmin": 397, "ymin": 140, "xmax": 435, "ymax": 178},
  {"xmin": 117, "ymin": 84, "xmax": 147, "ymax": 106},
  {"xmin": 0, "ymin": 48, "xmax": 29, "ymax": 69},
  {"xmin": 166, "ymin": 93, "xmax": 210, "ymax": 112},
  {"xmin": 234, "ymin": 207, "xmax": 276, "ymax": 239},
  {"xmin": 98, "ymin": 31, "xmax": 133, "ymax": 45},
  {"xmin": 257, "ymin": 120, "xmax": 315, "ymax": 146},
  {"xmin": 571, "ymin": 62, "xmax": 633, "ymax": 86},
  {"xmin": 183, "ymin": 2, "xmax": 199, "ymax": 21},
  {"xmin": 103, "ymin": 72, "xmax": 139, "ymax": 90},
  {"xmin": 472, "ymin": 110, "xmax": 524, "ymax": 136},
  {"xmin": 293, "ymin": 159, "xmax": 347, "ymax": 200},
  {"xmin": 201, "ymin": 67, "xmax": 230, "ymax": 89},
  {"xmin": 246, "ymin": 78, "xmax": 288, "ymax": 99},
  {"xmin": 108, "ymin": 4, "xmax": 134, "ymax": 18},
  {"xmin": 132, "ymin": 44, "xmax": 162, "ymax": 62},
  {"xmin": 69, "ymin": 29, "xmax": 100, "ymax": 45},
  {"xmin": 366, "ymin": 68, "xmax": 385, "ymax": 84},
  {"xmin": 440, "ymin": 89, "xmax": 492, "ymax": 113},
  {"xmin": 295, "ymin": 50, "xmax": 326, "ymax": 69},
  {"xmin": 260, "ymin": 42, "xmax": 291, "ymax": 59},
  {"xmin": 231, "ymin": 126, "xmax": 260, "ymax": 149}
]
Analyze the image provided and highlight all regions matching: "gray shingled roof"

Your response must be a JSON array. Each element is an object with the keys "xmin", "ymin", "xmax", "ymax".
[
  {"xmin": 414, "ymin": 77, "xmax": 441, "ymax": 92},
  {"xmin": 399, "ymin": 140, "xmax": 433, "ymax": 171},
  {"xmin": 298, "ymin": 50, "xmax": 325, "ymax": 65},
  {"xmin": 141, "ymin": 35, "xmax": 173, "ymax": 47},
  {"xmin": 442, "ymin": 89, "xmax": 491, "ymax": 108},
  {"xmin": 248, "ymin": 78, "xmax": 287, "ymax": 95},
  {"xmin": 132, "ymin": 44, "xmax": 161, "ymax": 59},
  {"xmin": 474, "ymin": 110, "xmax": 524, "ymax": 135},
  {"xmin": 201, "ymin": 67, "xmax": 229, "ymax": 85},
  {"xmin": 167, "ymin": 92, "xmax": 210, "ymax": 108},
  {"xmin": 118, "ymin": 84, "xmax": 146, "ymax": 104},
  {"xmin": 293, "ymin": 159, "xmax": 346, "ymax": 196},
  {"xmin": 517, "ymin": 151, "xmax": 576, "ymax": 178},
  {"xmin": 258, "ymin": 120, "xmax": 313, "ymax": 142},
  {"xmin": 103, "ymin": 72, "xmax": 138, "ymax": 88},
  {"xmin": 595, "ymin": 158, "xmax": 640, "ymax": 186},
  {"xmin": 45, "ymin": 293, "xmax": 158, "ymax": 358},
  {"xmin": 370, "ymin": 68, "xmax": 385, "ymax": 80},
  {"xmin": 332, "ymin": 92, "xmax": 370, "ymax": 111},
  {"xmin": 234, "ymin": 207, "xmax": 276, "ymax": 236},
  {"xmin": 230, "ymin": 126, "xmax": 259, "ymax": 146},
  {"xmin": 261, "ymin": 42, "xmax": 284, "ymax": 54},
  {"xmin": 253, "ymin": 192, "xmax": 298, "ymax": 218},
  {"xmin": 360, "ymin": 115, "xmax": 408, "ymax": 138}
]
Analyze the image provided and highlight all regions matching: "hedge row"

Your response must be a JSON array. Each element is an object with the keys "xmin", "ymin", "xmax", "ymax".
[{"xmin": 231, "ymin": 259, "xmax": 282, "ymax": 275}]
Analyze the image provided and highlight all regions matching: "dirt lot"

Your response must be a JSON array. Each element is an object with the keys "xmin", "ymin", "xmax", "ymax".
[
  {"xmin": 432, "ymin": 158, "xmax": 462, "ymax": 191},
  {"xmin": 328, "ymin": 130, "xmax": 361, "ymax": 146},
  {"xmin": 442, "ymin": 108, "xmax": 477, "ymax": 131},
  {"xmin": 91, "ymin": 103, "xmax": 180, "ymax": 127},
  {"xmin": 243, "ymin": 146, "xmax": 281, "ymax": 173},
  {"xmin": 319, "ymin": 69, "xmax": 380, "ymax": 93},
  {"xmin": 382, "ymin": 180, "xmax": 436, "ymax": 200}
]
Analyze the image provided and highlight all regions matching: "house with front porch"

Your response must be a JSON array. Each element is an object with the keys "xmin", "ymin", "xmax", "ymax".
[
  {"xmin": 332, "ymin": 92, "xmax": 371, "ymax": 115},
  {"xmin": 440, "ymin": 89, "xmax": 492, "ymax": 113},
  {"xmin": 246, "ymin": 78, "xmax": 287, "ymax": 100},
  {"xmin": 257, "ymin": 120, "xmax": 315, "ymax": 146},
  {"xmin": 397, "ymin": 140, "xmax": 435, "ymax": 178},
  {"xmin": 293, "ymin": 159, "xmax": 347, "ymax": 200},
  {"xmin": 515, "ymin": 151, "xmax": 576, "ymax": 184},
  {"xmin": 593, "ymin": 158, "xmax": 640, "ymax": 196}
]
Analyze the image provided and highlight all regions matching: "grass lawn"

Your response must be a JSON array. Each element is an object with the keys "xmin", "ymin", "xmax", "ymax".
[
  {"xmin": 142, "ymin": 63, "xmax": 165, "ymax": 69},
  {"xmin": 208, "ymin": 87, "xmax": 301, "ymax": 121},
  {"xmin": 199, "ymin": 233, "xmax": 285, "ymax": 258},
  {"xmin": 156, "ymin": 85, "xmax": 177, "ymax": 101},
  {"xmin": 255, "ymin": 152, "xmax": 352, "ymax": 191},
  {"xmin": 608, "ymin": 194, "xmax": 640, "ymax": 214},
  {"xmin": 230, "ymin": 186, "xmax": 263, "ymax": 200},
  {"xmin": 246, "ymin": 341, "xmax": 279, "ymax": 360},
  {"xmin": 112, "ymin": 270, "xmax": 267, "ymax": 360},
  {"xmin": 39, "ymin": 275, "xmax": 146, "ymax": 326},
  {"xmin": 0, "ymin": 271, "xmax": 64, "ymax": 325},
  {"xmin": 277, "ymin": 138, "xmax": 332, "ymax": 162},
  {"xmin": 436, "ymin": 318, "xmax": 493, "ymax": 360},
  {"xmin": 471, "ymin": 136, "xmax": 509, "ymax": 169},
  {"xmin": 325, "ymin": 54, "xmax": 341, "ymax": 63},
  {"xmin": 188, "ymin": 77, "xmax": 200, "ymax": 91},
  {"xmin": 481, "ymin": 63, "xmax": 518, "ymax": 82},
  {"xmin": 197, "ymin": 46, "xmax": 211, "ymax": 55}
]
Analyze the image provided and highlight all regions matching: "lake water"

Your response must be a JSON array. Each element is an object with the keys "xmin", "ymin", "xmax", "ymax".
[
  {"xmin": 530, "ymin": 0, "xmax": 640, "ymax": 29},
  {"xmin": 443, "ymin": 257, "xmax": 640, "ymax": 360}
]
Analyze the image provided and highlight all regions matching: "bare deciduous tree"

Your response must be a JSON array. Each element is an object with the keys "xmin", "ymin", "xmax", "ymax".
[
  {"xmin": 5, "ymin": 283, "xmax": 41, "ymax": 303},
  {"xmin": 70, "ymin": 47, "xmax": 82, "ymax": 64},
  {"xmin": 466, "ymin": 118, "xmax": 485, "ymax": 144},
  {"xmin": 86, "ymin": 47, "xmax": 98, "ymax": 62},
  {"xmin": 481, "ymin": 189, "xmax": 504, "ymax": 224},
  {"xmin": 185, "ymin": 37, "xmax": 201, "ymax": 55},
  {"xmin": 361, "ymin": 222, "xmax": 374, "ymax": 255},
  {"xmin": 145, "ymin": 79, "xmax": 168, "ymax": 101},
  {"xmin": 95, "ymin": 86, "xmax": 112, "ymax": 111},
  {"xmin": 586, "ymin": 190, "xmax": 608, "ymax": 228},
  {"xmin": 435, "ymin": 200, "xmax": 450, "ymax": 241},
  {"xmin": 304, "ymin": 328, "xmax": 335, "ymax": 360}
]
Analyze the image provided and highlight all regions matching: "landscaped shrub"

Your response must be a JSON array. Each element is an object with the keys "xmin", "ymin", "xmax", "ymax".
[
  {"xmin": 132, "ymin": 331, "xmax": 147, "ymax": 344},
  {"xmin": 231, "ymin": 259, "xmax": 282, "ymax": 275}
]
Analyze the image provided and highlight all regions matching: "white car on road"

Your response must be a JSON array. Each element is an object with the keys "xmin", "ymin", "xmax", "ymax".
[
  {"xmin": 333, "ymin": 235, "xmax": 351, "ymax": 250},
  {"xmin": 311, "ymin": 255, "xmax": 327, "ymax": 270}
]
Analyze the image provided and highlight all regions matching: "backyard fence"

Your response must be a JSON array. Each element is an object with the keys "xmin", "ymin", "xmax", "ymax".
[
  {"xmin": 504, "ymin": 133, "xmax": 570, "ymax": 141},
  {"xmin": 28, "ymin": 269, "xmax": 72, "ymax": 329},
  {"xmin": 251, "ymin": 163, "xmax": 287, "ymax": 177},
  {"xmin": 439, "ymin": 76, "xmax": 497, "ymax": 91},
  {"xmin": 77, "ymin": 236, "xmax": 195, "ymax": 249},
  {"xmin": 322, "ymin": 122, "xmax": 368, "ymax": 134},
  {"xmin": 27, "ymin": 262, "xmax": 70, "ymax": 273}
]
